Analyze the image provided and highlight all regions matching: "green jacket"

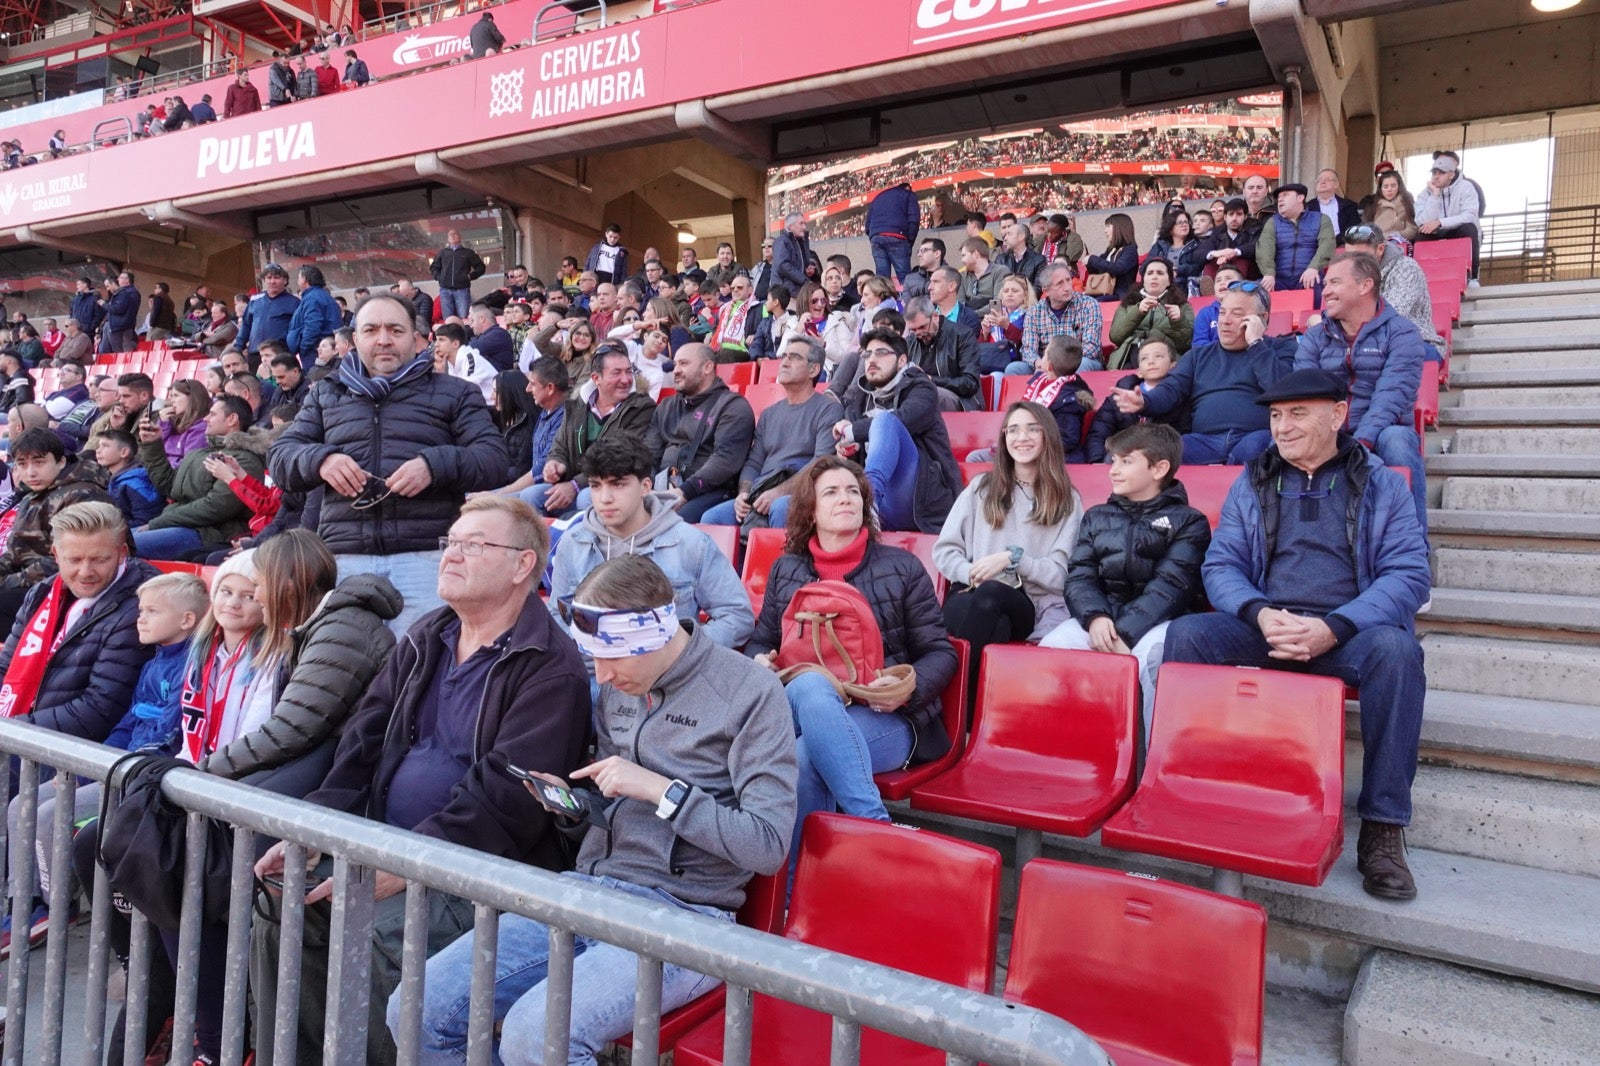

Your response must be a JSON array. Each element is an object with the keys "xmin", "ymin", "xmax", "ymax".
[
  {"xmin": 1108, "ymin": 298, "xmax": 1195, "ymax": 370},
  {"xmin": 140, "ymin": 426, "xmax": 269, "ymax": 544}
]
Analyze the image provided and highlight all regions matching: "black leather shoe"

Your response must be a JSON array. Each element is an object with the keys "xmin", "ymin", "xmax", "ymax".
[{"xmin": 1357, "ymin": 820, "xmax": 1417, "ymax": 901}]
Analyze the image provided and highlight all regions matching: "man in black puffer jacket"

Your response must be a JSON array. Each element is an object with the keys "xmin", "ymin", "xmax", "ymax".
[
  {"xmin": 268, "ymin": 293, "xmax": 508, "ymax": 633},
  {"xmin": 0, "ymin": 501, "xmax": 157, "ymax": 739},
  {"xmin": 1042, "ymin": 424, "xmax": 1210, "ymax": 739}
]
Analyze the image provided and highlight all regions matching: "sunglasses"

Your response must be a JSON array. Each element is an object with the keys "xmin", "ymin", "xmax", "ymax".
[
  {"xmin": 557, "ymin": 597, "xmax": 670, "ymax": 635},
  {"xmin": 1230, "ymin": 281, "xmax": 1264, "ymax": 293},
  {"xmin": 351, "ymin": 475, "xmax": 392, "ymax": 511},
  {"xmin": 1343, "ymin": 225, "xmax": 1383, "ymax": 244}
]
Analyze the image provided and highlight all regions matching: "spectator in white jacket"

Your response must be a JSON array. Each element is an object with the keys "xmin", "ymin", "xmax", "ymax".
[{"xmin": 1413, "ymin": 151, "xmax": 1483, "ymax": 286}]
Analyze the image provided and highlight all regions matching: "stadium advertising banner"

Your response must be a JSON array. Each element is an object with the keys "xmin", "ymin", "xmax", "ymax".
[
  {"xmin": 0, "ymin": 0, "xmax": 1194, "ymax": 230},
  {"xmin": 908, "ymin": 0, "xmax": 1191, "ymax": 51}
]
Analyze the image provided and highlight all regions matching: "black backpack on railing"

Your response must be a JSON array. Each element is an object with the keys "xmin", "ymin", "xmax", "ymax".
[{"xmin": 96, "ymin": 752, "xmax": 234, "ymax": 930}]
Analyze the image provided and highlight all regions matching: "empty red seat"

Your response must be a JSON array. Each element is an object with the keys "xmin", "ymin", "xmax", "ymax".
[
  {"xmin": 1269, "ymin": 288, "xmax": 1315, "ymax": 316},
  {"xmin": 673, "ymin": 814, "xmax": 1001, "ymax": 1066},
  {"xmin": 1100, "ymin": 663, "xmax": 1345, "ymax": 885},
  {"xmin": 875, "ymin": 530, "xmax": 943, "ymax": 598},
  {"xmin": 1006, "ymin": 859, "xmax": 1266, "ymax": 1066},
  {"xmin": 715, "ymin": 362, "xmax": 757, "ymax": 387},
  {"xmin": 1414, "ymin": 362, "xmax": 1440, "ymax": 433},
  {"xmin": 997, "ymin": 373, "xmax": 1031, "ymax": 411},
  {"xmin": 874, "ymin": 638, "xmax": 968, "ymax": 800},
  {"xmin": 694, "ymin": 524, "xmax": 739, "ymax": 568},
  {"xmin": 911, "ymin": 646, "xmax": 1138, "ymax": 835},
  {"xmin": 941, "ymin": 411, "xmax": 1002, "ymax": 462},
  {"xmin": 1076, "ymin": 369, "xmax": 1124, "ymax": 401},
  {"xmin": 1265, "ymin": 309, "xmax": 1296, "ymax": 337},
  {"xmin": 958, "ymin": 461, "xmax": 991, "ymax": 486},
  {"xmin": 741, "ymin": 382, "xmax": 786, "ymax": 418},
  {"xmin": 1427, "ymin": 279, "xmax": 1462, "ymax": 324},
  {"xmin": 740, "ymin": 526, "xmax": 785, "ymax": 618}
]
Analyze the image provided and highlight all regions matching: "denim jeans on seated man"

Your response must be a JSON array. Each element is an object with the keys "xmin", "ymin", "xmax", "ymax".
[
  {"xmin": 400, "ymin": 874, "xmax": 730, "ymax": 1066},
  {"xmin": 860, "ymin": 412, "xmax": 920, "ymax": 532},
  {"xmin": 1180, "ymin": 428, "xmax": 1275, "ymax": 465},
  {"xmin": 1373, "ymin": 425, "xmax": 1428, "ymax": 534},
  {"xmin": 699, "ymin": 494, "xmax": 792, "ymax": 531},
  {"xmin": 517, "ymin": 481, "xmax": 586, "ymax": 520},
  {"xmin": 131, "ymin": 525, "xmax": 206, "ymax": 561}
]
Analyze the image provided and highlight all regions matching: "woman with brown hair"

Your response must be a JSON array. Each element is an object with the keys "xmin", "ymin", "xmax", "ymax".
[
  {"xmin": 934, "ymin": 400, "xmax": 1081, "ymax": 698},
  {"xmin": 1107, "ymin": 257, "xmax": 1194, "ymax": 370},
  {"xmin": 158, "ymin": 378, "xmax": 212, "ymax": 466},
  {"xmin": 746, "ymin": 456, "xmax": 957, "ymax": 868},
  {"xmin": 1365, "ymin": 169, "xmax": 1418, "ymax": 244},
  {"xmin": 1083, "ymin": 211, "xmax": 1141, "ymax": 301}
]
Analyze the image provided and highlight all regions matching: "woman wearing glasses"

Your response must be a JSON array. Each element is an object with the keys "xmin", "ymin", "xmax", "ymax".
[
  {"xmin": 747, "ymin": 456, "xmax": 957, "ymax": 868},
  {"xmin": 934, "ymin": 402, "xmax": 1081, "ymax": 701}
]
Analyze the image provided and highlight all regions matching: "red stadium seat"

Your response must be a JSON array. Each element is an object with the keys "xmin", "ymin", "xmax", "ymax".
[
  {"xmin": 1064, "ymin": 464, "xmax": 1240, "ymax": 528},
  {"xmin": 979, "ymin": 374, "xmax": 995, "ymax": 411},
  {"xmin": 656, "ymin": 386, "xmax": 676, "ymax": 401},
  {"xmin": 1188, "ymin": 294, "xmax": 1217, "ymax": 313},
  {"xmin": 715, "ymin": 362, "xmax": 757, "ymax": 387},
  {"xmin": 1427, "ymin": 279, "xmax": 1462, "ymax": 325},
  {"xmin": 1415, "ymin": 362, "xmax": 1440, "ymax": 433},
  {"xmin": 1413, "ymin": 236, "xmax": 1472, "ymax": 276},
  {"xmin": 741, "ymin": 382, "xmax": 786, "ymax": 418},
  {"xmin": 694, "ymin": 524, "xmax": 739, "ymax": 568},
  {"xmin": 958, "ymin": 461, "xmax": 991, "ymax": 486},
  {"xmin": 673, "ymin": 815, "xmax": 1001, "ymax": 1066},
  {"xmin": 1005, "ymin": 860, "xmax": 1266, "ymax": 1066},
  {"xmin": 911, "ymin": 647, "xmax": 1138, "ymax": 836},
  {"xmin": 1269, "ymin": 288, "xmax": 1315, "ymax": 317},
  {"xmin": 615, "ymin": 871, "xmax": 784, "ymax": 1055},
  {"xmin": 875, "ymin": 531, "xmax": 943, "ymax": 598},
  {"xmin": 941, "ymin": 411, "xmax": 1003, "ymax": 463},
  {"xmin": 1265, "ymin": 309, "xmax": 1296, "ymax": 337},
  {"xmin": 997, "ymin": 373, "xmax": 1031, "ymax": 410},
  {"xmin": 875, "ymin": 639, "xmax": 968, "ymax": 800},
  {"xmin": 740, "ymin": 527, "xmax": 786, "ymax": 618},
  {"xmin": 150, "ymin": 560, "xmax": 219, "ymax": 585},
  {"xmin": 1076, "ymin": 369, "xmax": 1123, "ymax": 401},
  {"xmin": 1100, "ymin": 663, "xmax": 1346, "ymax": 885}
]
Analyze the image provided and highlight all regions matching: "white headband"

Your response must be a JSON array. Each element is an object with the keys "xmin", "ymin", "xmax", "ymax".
[{"xmin": 569, "ymin": 601, "xmax": 679, "ymax": 660}]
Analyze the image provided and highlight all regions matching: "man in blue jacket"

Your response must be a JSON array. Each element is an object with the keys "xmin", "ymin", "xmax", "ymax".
[
  {"xmin": 865, "ymin": 180, "xmax": 920, "ymax": 283},
  {"xmin": 1294, "ymin": 252, "xmax": 1427, "ymax": 530},
  {"xmin": 285, "ymin": 264, "xmax": 341, "ymax": 369},
  {"xmin": 70, "ymin": 277, "xmax": 104, "ymax": 341},
  {"xmin": 101, "ymin": 271, "xmax": 141, "ymax": 355},
  {"xmin": 1111, "ymin": 283, "xmax": 1296, "ymax": 464},
  {"xmin": 230, "ymin": 263, "xmax": 299, "ymax": 370},
  {"xmin": 1166, "ymin": 368, "xmax": 1431, "ymax": 901}
]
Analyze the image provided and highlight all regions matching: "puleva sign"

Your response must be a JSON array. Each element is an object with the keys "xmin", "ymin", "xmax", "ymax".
[{"xmin": 910, "ymin": 0, "xmax": 1186, "ymax": 48}]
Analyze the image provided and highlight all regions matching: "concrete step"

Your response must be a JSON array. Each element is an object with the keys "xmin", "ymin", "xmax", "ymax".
[
  {"xmin": 1452, "ymin": 349, "xmax": 1600, "ymax": 374},
  {"xmin": 1456, "ymin": 304, "xmax": 1600, "ymax": 327},
  {"xmin": 898, "ymin": 808, "xmax": 1600, "ymax": 995},
  {"xmin": 1404, "ymin": 688, "xmax": 1600, "ymax": 777},
  {"xmin": 1437, "ymin": 407, "xmax": 1600, "ymax": 427},
  {"xmin": 1447, "ymin": 428, "xmax": 1600, "ymax": 455},
  {"xmin": 1433, "ymin": 547, "xmax": 1600, "ymax": 595},
  {"xmin": 1427, "ymin": 509, "xmax": 1600, "ymax": 542},
  {"xmin": 1463, "ymin": 278, "xmax": 1600, "ymax": 304},
  {"xmin": 1422, "ymin": 633, "xmax": 1600, "ymax": 704},
  {"xmin": 1449, "ymin": 366, "xmax": 1600, "ymax": 387},
  {"xmin": 1266, "ymin": 987, "xmax": 1343, "ymax": 1065},
  {"xmin": 1427, "ymin": 455, "xmax": 1599, "ymax": 479},
  {"xmin": 1457, "ymin": 385, "xmax": 1600, "ymax": 409},
  {"xmin": 1384, "ymin": 763, "xmax": 1600, "ymax": 878},
  {"xmin": 1344, "ymin": 952, "xmax": 1600, "ymax": 1066},
  {"xmin": 1449, "ymin": 335, "xmax": 1600, "ymax": 358},
  {"xmin": 1418, "ymin": 588, "xmax": 1600, "ymax": 633}
]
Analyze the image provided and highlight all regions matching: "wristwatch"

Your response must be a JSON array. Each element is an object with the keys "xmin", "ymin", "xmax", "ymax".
[
  {"xmin": 656, "ymin": 779, "xmax": 690, "ymax": 821},
  {"xmin": 1006, "ymin": 545, "xmax": 1025, "ymax": 569}
]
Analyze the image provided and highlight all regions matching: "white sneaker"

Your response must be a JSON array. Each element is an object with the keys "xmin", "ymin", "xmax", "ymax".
[
  {"xmin": 1466, "ymin": 278, "xmax": 1480, "ymax": 289},
  {"xmin": 1417, "ymin": 597, "xmax": 1433, "ymax": 615}
]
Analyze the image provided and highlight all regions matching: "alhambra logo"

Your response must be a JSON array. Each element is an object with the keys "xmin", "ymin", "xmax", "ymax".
[{"xmin": 0, "ymin": 185, "xmax": 16, "ymax": 215}]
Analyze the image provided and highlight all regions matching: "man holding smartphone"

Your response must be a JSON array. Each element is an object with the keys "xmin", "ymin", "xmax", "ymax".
[
  {"xmin": 404, "ymin": 553, "xmax": 797, "ymax": 1065},
  {"xmin": 1111, "ymin": 283, "xmax": 1297, "ymax": 465}
]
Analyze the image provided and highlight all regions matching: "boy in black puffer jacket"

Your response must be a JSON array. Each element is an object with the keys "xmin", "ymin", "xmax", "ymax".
[
  {"xmin": 1041, "ymin": 423, "xmax": 1210, "ymax": 741},
  {"xmin": 1087, "ymin": 337, "xmax": 1190, "ymax": 462}
]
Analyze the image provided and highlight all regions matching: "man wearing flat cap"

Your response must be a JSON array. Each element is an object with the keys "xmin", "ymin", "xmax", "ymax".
[
  {"xmin": 1255, "ymin": 183, "xmax": 1335, "ymax": 294},
  {"xmin": 1165, "ymin": 367, "xmax": 1432, "ymax": 901}
]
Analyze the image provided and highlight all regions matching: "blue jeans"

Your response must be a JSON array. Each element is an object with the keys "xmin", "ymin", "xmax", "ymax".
[
  {"xmin": 700, "ymin": 494, "xmax": 791, "ymax": 530},
  {"xmin": 1181, "ymin": 429, "xmax": 1274, "ymax": 465},
  {"xmin": 439, "ymin": 287, "xmax": 473, "ymax": 321},
  {"xmin": 401, "ymin": 873, "xmax": 730, "ymax": 1066},
  {"xmin": 784, "ymin": 672, "xmax": 913, "ymax": 863},
  {"xmin": 677, "ymin": 491, "xmax": 734, "ymax": 524},
  {"xmin": 132, "ymin": 525, "xmax": 204, "ymax": 560},
  {"xmin": 517, "ymin": 482, "xmax": 581, "ymax": 519},
  {"xmin": 1373, "ymin": 425, "xmax": 1428, "ymax": 535},
  {"xmin": 336, "ymin": 550, "xmax": 443, "ymax": 635},
  {"xmin": 869, "ymin": 234, "xmax": 912, "ymax": 282},
  {"xmin": 862, "ymin": 413, "xmax": 920, "ymax": 532},
  {"xmin": 1165, "ymin": 613, "xmax": 1425, "ymax": 824}
]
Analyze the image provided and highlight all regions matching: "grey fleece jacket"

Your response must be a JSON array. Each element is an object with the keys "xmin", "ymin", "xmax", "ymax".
[{"xmin": 573, "ymin": 629, "xmax": 797, "ymax": 912}]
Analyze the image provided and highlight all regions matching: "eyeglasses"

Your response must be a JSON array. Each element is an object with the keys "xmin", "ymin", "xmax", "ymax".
[
  {"xmin": 1004, "ymin": 424, "xmax": 1045, "ymax": 437},
  {"xmin": 557, "ymin": 597, "xmax": 669, "ymax": 635},
  {"xmin": 863, "ymin": 346, "xmax": 899, "ymax": 358},
  {"xmin": 1343, "ymin": 225, "xmax": 1383, "ymax": 244},
  {"xmin": 350, "ymin": 476, "xmax": 392, "ymax": 511},
  {"xmin": 438, "ymin": 536, "xmax": 531, "ymax": 557}
]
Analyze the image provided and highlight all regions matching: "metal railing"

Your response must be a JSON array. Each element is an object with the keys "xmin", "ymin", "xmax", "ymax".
[
  {"xmin": 0, "ymin": 718, "xmax": 1109, "ymax": 1066},
  {"xmin": 534, "ymin": 0, "xmax": 607, "ymax": 43},
  {"xmin": 1479, "ymin": 202, "xmax": 1600, "ymax": 285}
]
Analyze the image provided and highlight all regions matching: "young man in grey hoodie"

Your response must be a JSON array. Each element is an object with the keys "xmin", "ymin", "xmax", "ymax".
[
  {"xmin": 550, "ymin": 435, "xmax": 753, "ymax": 652},
  {"xmin": 404, "ymin": 554, "xmax": 797, "ymax": 1063}
]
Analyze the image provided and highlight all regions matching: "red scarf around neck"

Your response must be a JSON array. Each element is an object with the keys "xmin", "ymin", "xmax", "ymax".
[{"xmin": 809, "ymin": 528, "xmax": 869, "ymax": 582}]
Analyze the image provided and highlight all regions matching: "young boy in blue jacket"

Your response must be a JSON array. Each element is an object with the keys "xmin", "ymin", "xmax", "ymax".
[
  {"xmin": 1, "ymin": 571, "xmax": 205, "ymax": 956},
  {"xmin": 95, "ymin": 429, "xmax": 162, "ymax": 529}
]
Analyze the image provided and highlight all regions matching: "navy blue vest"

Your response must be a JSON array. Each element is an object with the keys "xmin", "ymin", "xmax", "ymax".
[{"xmin": 1272, "ymin": 212, "xmax": 1322, "ymax": 278}]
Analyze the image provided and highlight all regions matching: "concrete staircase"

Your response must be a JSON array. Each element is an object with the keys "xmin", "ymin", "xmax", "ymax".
[{"xmin": 897, "ymin": 278, "xmax": 1600, "ymax": 1065}]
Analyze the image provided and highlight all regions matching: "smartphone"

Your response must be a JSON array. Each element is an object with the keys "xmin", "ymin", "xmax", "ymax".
[{"xmin": 507, "ymin": 765, "xmax": 610, "ymax": 828}]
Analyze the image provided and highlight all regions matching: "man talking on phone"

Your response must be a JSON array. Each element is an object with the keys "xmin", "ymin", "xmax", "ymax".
[
  {"xmin": 252, "ymin": 496, "xmax": 591, "ymax": 1065},
  {"xmin": 1111, "ymin": 283, "xmax": 1297, "ymax": 465},
  {"xmin": 404, "ymin": 553, "xmax": 797, "ymax": 1065}
]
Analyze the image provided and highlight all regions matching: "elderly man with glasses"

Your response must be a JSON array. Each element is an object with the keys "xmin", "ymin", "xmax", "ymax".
[{"xmin": 269, "ymin": 292, "xmax": 508, "ymax": 632}]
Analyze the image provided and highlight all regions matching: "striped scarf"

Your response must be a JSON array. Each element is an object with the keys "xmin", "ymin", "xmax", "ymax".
[{"xmin": 337, "ymin": 350, "xmax": 433, "ymax": 401}]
